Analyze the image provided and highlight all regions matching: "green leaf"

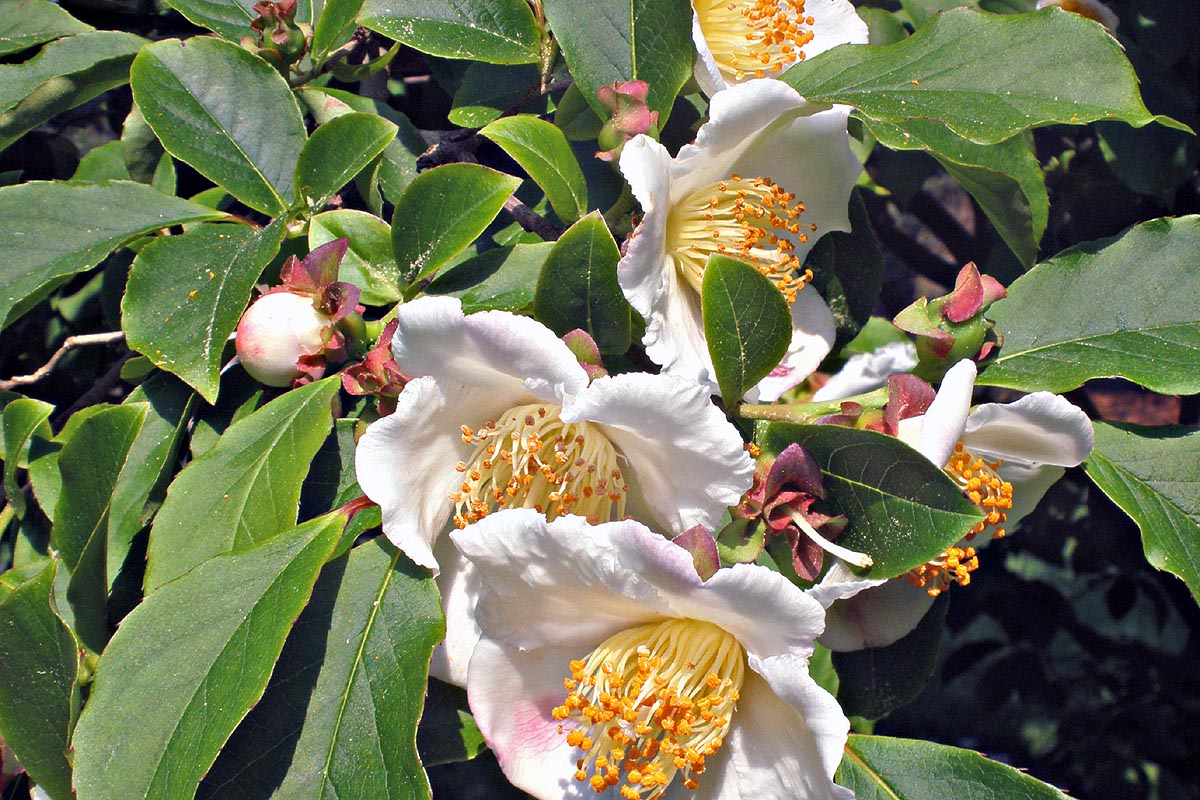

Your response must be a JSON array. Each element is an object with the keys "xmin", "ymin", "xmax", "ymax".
[
  {"xmin": 144, "ymin": 377, "xmax": 340, "ymax": 591},
  {"xmin": 0, "ymin": 561, "xmax": 79, "ymax": 800},
  {"xmin": 838, "ymin": 734, "xmax": 1069, "ymax": 798},
  {"xmin": 449, "ymin": 62, "xmax": 542, "ymax": 128},
  {"xmin": 71, "ymin": 139, "xmax": 132, "ymax": 182},
  {"xmin": 533, "ymin": 212, "xmax": 630, "ymax": 353},
  {"xmin": 868, "ymin": 120, "xmax": 1047, "ymax": 267},
  {"xmin": 1, "ymin": 397, "xmax": 54, "ymax": 519},
  {"xmin": 52, "ymin": 404, "xmax": 148, "ymax": 651},
  {"xmin": 161, "ymin": 0, "xmax": 312, "ymax": 42},
  {"xmin": 311, "ymin": 0, "xmax": 365, "ymax": 64},
  {"xmin": 123, "ymin": 221, "xmax": 285, "ymax": 403},
  {"xmin": 71, "ymin": 512, "xmax": 345, "ymax": 800},
  {"xmin": 832, "ymin": 593, "xmax": 948, "ymax": 719},
  {"xmin": 0, "ymin": 0, "xmax": 92, "ymax": 57},
  {"xmin": 805, "ymin": 190, "xmax": 885, "ymax": 350},
  {"xmin": 131, "ymin": 37, "xmax": 307, "ymax": 216},
  {"xmin": 417, "ymin": 679, "xmax": 487, "ymax": 767},
  {"xmin": 0, "ymin": 30, "xmax": 144, "ymax": 152},
  {"xmin": 979, "ymin": 215, "xmax": 1200, "ymax": 394},
  {"xmin": 392, "ymin": 163, "xmax": 520, "ymax": 285},
  {"xmin": 1084, "ymin": 422, "xmax": 1200, "ymax": 603},
  {"xmin": 310, "ymin": 210, "xmax": 400, "ymax": 306},
  {"xmin": 426, "ymin": 241, "xmax": 553, "ymax": 313},
  {"xmin": 361, "ymin": 0, "xmax": 541, "ymax": 64},
  {"xmin": 757, "ymin": 423, "xmax": 983, "ymax": 578},
  {"xmin": 541, "ymin": 0, "xmax": 694, "ymax": 121},
  {"xmin": 200, "ymin": 538, "xmax": 443, "ymax": 799},
  {"xmin": 781, "ymin": 7, "xmax": 1176, "ymax": 145},
  {"xmin": 0, "ymin": 180, "xmax": 223, "ymax": 331},
  {"xmin": 702, "ymin": 255, "xmax": 791, "ymax": 401},
  {"xmin": 296, "ymin": 112, "xmax": 397, "ymax": 212},
  {"xmin": 481, "ymin": 115, "xmax": 588, "ymax": 224}
]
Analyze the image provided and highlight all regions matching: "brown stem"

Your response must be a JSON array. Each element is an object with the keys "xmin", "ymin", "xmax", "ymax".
[{"xmin": 0, "ymin": 332, "xmax": 126, "ymax": 391}]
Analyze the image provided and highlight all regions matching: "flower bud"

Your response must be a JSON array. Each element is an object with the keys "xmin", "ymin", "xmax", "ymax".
[
  {"xmin": 595, "ymin": 80, "xmax": 659, "ymax": 162},
  {"xmin": 235, "ymin": 291, "xmax": 333, "ymax": 387}
]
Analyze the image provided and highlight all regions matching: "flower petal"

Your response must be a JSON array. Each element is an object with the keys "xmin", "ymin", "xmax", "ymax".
[
  {"xmin": 561, "ymin": 372, "xmax": 754, "ymax": 532},
  {"xmin": 690, "ymin": 11, "xmax": 726, "ymax": 97},
  {"xmin": 812, "ymin": 340, "xmax": 918, "ymax": 402},
  {"xmin": 427, "ymin": 535, "xmax": 479, "ymax": 687},
  {"xmin": 390, "ymin": 296, "xmax": 587, "ymax": 403},
  {"xmin": 997, "ymin": 461, "xmax": 1065, "ymax": 532},
  {"xmin": 617, "ymin": 136, "xmax": 673, "ymax": 318},
  {"xmin": 818, "ymin": 578, "xmax": 936, "ymax": 651},
  {"xmin": 355, "ymin": 376, "xmax": 512, "ymax": 571},
  {"xmin": 963, "ymin": 391, "xmax": 1094, "ymax": 467},
  {"xmin": 753, "ymin": 287, "xmax": 837, "ymax": 402},
  {"xmin": 805, "ymin": 559, "xmax": 887, "ymax": 610},
  {"xmin": 903, "ymin": 358, "xmax": 977, "ymax": 466}
]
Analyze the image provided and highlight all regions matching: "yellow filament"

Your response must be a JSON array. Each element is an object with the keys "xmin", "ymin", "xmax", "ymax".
[
  {"xmin": 694, "ymin": 0, "xmax": 817, "ymax": 82},
  {"xmin": 667, "ymin": 174, "xmax": 814, "ymax": 305},
  {"xmin": 552, "ymin": 619, "xmax": 745, "ymax": 798},
  {"xmin": 449, "ymin": 403, "xmax": 628, "ymax": 528}
]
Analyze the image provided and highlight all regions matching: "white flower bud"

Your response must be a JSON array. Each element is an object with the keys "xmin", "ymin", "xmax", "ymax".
[{"xmin": 235, "ymin": 291, "xmax": 331, "ymax": 387}]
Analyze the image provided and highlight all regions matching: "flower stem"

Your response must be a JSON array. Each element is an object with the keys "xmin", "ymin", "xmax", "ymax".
[{"xmin": 736, "ymin": 388, "xmax": 888, "ymax": 424}]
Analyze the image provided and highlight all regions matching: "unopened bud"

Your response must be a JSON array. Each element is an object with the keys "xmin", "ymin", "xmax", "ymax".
[{"xmin": 235, "ymin": 292, "xmax": 333, "ymax": 387}]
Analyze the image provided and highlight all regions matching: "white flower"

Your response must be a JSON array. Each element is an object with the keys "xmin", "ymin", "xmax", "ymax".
[
  {"xmin": 810, "ymin": 340, "xmax": 917, "ymax": 402},
  {"xmin": 692, "ymin": 0, "xmax": 868, "ymax": 97},
  {"xmin": 618, "ymin": 79, "xmax": 861, "ymax": 401},
  {"xmin": 820, "ymin": 359, "xmax": 1094, "ymax": 651},
  {"xmin": 354, "ymin": 296, "xmax": 754, "ymax": 683},
  {"xmin": 1035, "ymin": 0, "xmax": 1118, "ymax": 31},
  {"xmin": 453, "ymin": 509, "xmax": 856, "ymax": 800}
]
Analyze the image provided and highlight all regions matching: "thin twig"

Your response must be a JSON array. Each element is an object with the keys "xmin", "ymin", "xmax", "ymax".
[
  {"xmin": 503, "ymin": 195, "xmax": 564, "ymax": 241},
  {"xmin": 0, "ymin": 332, "xmax": 126, "ymax": 391},
  {"xmin": 52, "ymin": 350, "xmax": 136, "ymax": 429}
]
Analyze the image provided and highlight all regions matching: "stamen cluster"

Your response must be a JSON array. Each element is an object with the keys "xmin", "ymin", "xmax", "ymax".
[
  {"xmin": 551, "ymin": 619, "xmax": 746, "ymax": 798},
  {"xmin": 695, "ymin": 0, "xmax": 817, "ymax": 82}
]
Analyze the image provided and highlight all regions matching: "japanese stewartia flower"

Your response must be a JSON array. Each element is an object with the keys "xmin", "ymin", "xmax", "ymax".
[
  {"xmin": 453, "ymin": 509, "xmax": 856, "ymax": 800},
  {"xmin": 1035, "ymin": 0, "xmax": 1118, "ymax": 30},
  {"xmin": 618, "ymin": 79, "xmax": 861, "ymax": 401},
  {"xmin": 810, "ymin": 341, "xmax": 917, "ymax": 402},
  {"xmin": 354, "ymin": 296, "xmax": 754, "ymax": 683},
  {"xmin": 691, "ymin": 0, "xmax": 868, "ymax": 97},
  {"xmin": 820, "ymin": 359, "xmax": 1095, "ymax": 651},
  {"xmin": 235, "ymin": 239, "xmax": 360, "ymax": 387}
]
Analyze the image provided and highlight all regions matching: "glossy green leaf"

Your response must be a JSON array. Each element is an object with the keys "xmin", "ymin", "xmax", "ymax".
[
  {"xmin": 311, "ymin": 0, "xmax": 365, "ymax": 64},
  {"xmin": 417, "ymin": 679, "xmax": 487, "ymax": 767},
  {"xmin": 533, "ymin": 212, "xmax": 630, "ymax": 352},
  {"xmin": 426, "ymin": 242, "xmax": 552, "ymax": 313},
  {"xmin": 1, "ymin": 397, "xmax": 54, "ymax": 519},
  {"xmin": 838, "ymin": 734, "xmax": 1069, "ymax": 798},
  {"xmin": 144, "ymin": 377, "xmax": 340, "ymax": 591},
  {"xmin": 980, "ymin": 215, "xmax": 1200, "ymax": 394},
  {"xmin": 0, "ymin": 180, "xmax": 223, "ymax": 331},
  {"xmin": 296, "ymin": 112, "xmax": 397, "ymax": 211},
  {"xmin": 123, "ymin": 221, "xmax": 285, "ymax": 403},
  {"xmin": 868, "ymin": 120, "xmax": 1047, "ymax": 266},
  {"xmin": 0, "ymin": 0, "xmax": 92, "ymax": 57},
  {"xmin": 702, "ymin": 255, "xmax": 791, "ymax": 401},
  {"xmin": 200, "ymin": 538, "xmax": 443, "ymax": 799},
  {"xmin": 1084, "ymin": 422, "xmax": 1200, "ymax": 603},
  {"xmin": 71, "ymin": 139, "xmax": 131, "ymax": 182},
  {"xmin": 805, "ymin": 191, "xmax": 884, "ymax": 350},
  {"xmin": 361, "ymin": 0, "xmax": 541, "ymax": 64},
  {"xmin": 450, "ymin": 63, "xmax": 542, "ymax": 128},
  {"xmin": 131, "ymin": 37, "xmax": 307, "ymax": 216},
  {"xmin": 310, "ymin": 210, "xmax": 400, "ymax": 306},
  {"xmin": 481, "ymin": 115, "xmax": 588, "ymax": 223},
  {"xmin": 541, "ymin": 0, "xmax": 694, "ymax": 121},
  {"xmin": 52, "ymin": 403, "xmax": 147, "ymax": 651},
  {"xmin": 757, "ymin": 423, "xmax": 983, "ymax": 578},
  {"xmin": 161, "ymin": 0, "xmax": 312, "ymax": 43},
  {"xmin": 782, "ymin": 7, "xmax": 1173, "ymax": 145},
  {"xmin": 72, "ymin": 512, "xmax": 345, "ymax": 800},
  {"xmin": 392, "ymin": 163, "xmax": 520, "ymax": 284},
  {"xmin": 0, "ymin": 561, "xmax": 79, "ymax": 800},
  {"xmin": 0, "ymin": 30, "xmax": 143, "ymax": 152}
]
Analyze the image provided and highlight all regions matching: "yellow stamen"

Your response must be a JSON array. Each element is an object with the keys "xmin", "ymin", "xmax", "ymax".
[
  {"xmin": 449, "ymin": 403, "xmax": 628, "ymax": 528},
  {"xmin": 667, "ymin": 174, "xmax": 813, "ymax": 305},
  {"xmin": 694, "ymin": 0, "xmax": 817, "ymax": 83},
  {"xmin": 905, "ymin": 443, "xmax": 1014, "ymax": 596},
  {"xmin": 553, "ymin": 619, "xmax": 745, "ymax": 799}
]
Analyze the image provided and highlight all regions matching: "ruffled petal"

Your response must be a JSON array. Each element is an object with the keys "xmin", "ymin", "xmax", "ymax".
[
  {"xmin": 963, "ymin": 391, "xmax": 1094, "ymax": 467},
  {"xmin": 561, "ymin": 372, "xmax": 753, "ymax": 532},
  {"xmin": 355, "ymin": 377, "xmax": 512, "ymax": 571},
  {"xmin": 818, "ymin": 578, "xmax": 936, "ymax": 651},
  {"xmin": 812, "ymin": 340, "xmax": 918, "ymax": 402},
  {"xmin": 427, "ymin": 535, "xmax": 478, "ymax": 687},
  {"xmin": 390, "ymin": 296, "xmax": 587, "ymax": 403},
  {"xmin": 805, "ymin": 559, "xmax": 887, "ymax": 610},
  {"xmin": 753, "ymin": 287, "xmax": 837, "ymax": 401},
  {"xmin": 637, "ymin": 253, "xmax": 715, "ymax": 389},
  {"xmin": 618, "ymin": 135, "xmax": 675, "ymax": 319},
  {"xmin": 909, "ymin": 358, "xmax": 977, "ymax": 466}
]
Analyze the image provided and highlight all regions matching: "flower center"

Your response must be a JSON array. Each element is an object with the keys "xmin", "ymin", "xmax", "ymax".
[
  {"xmin": 667, "ymin": 174, "xmax": 815, "ymax": 305},
  {"xmin": 449, "ymin": 403, "xmax": 628, "ymax": 528},
  {"xmin": 694, "ymin": 0, "xmax": 817, "ymax": 83},
  {"xmin": 552, "ymin": 618, "xmax": 745, "ymax": 798},
  {"xmin": 905, "ymin": 443, "xmax": 1014, "ymax": 596}
]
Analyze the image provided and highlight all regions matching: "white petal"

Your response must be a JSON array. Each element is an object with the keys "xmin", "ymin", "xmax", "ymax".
[
  {"xmin": 691, "ymin": 11, "xmax": 727, "ymax": 98},
  {"xmin": 390, "ymin": 295, "xmax": 587, "ymax": 403},
  {"xmin": 963, "ymin": 391, "xmax": 1094, "ymax": 467},
  {"xmin": 812, "ymin": 340, "xmax": 918, "ymax": 402},
  {"xmin": 818, "ymin": 578, "xmax": 936, "ymax": 651},
  {"xmin": 753, "ymin": 288, "xmax": 837, "ymax": 402},
  {"xmin": 997, "ymin": 462, "xmax": 1065, "ymax": 532},
  {"xmin": 355, "ymin": 377, "xmax": 512, "ymax": 572},
  {"xmin": 427, "ymin": 536, "xmax": 478, "ymax": 687},
  {"xmin": 805, "ymin": 559, "xmax": 887, "ymax": 610},
  {"xmin": 637, "ymin": 253, "xmax": 716, "ymax": 390},
  {"xmin": 913, "ymin": 358, "xmax": 977, "ymax": 466},
  {"xmin": 803, "ymin": 0, "xmax": 870, "ymax": 57},
  {"xmin": 561, "ymin": 372, "xmax": 753, "ymax": 532}
]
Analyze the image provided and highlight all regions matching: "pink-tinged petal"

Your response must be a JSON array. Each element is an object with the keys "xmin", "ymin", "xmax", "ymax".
[
  {"xmin": 963, "ymin": 392, "xmax": 1094, "ymax": 467},
  {"xmin": 355, "ymin": 377, "xmax": 512, "ymax": 571},
  {"xmin": 391, "ymin": 296, "xmax": 587, "ymax": 403},
  {"xmin": 812, "ymin": 340, "xmax": 918, "ymax": 402},
  {"xmin": 818, "ymin": 578, "xmax": 936, "ymax": 651},
  {"xmin": 427, "ymin": 536, "xmax": 477, "ymax": 687},
  {"xmin": 912, "ymin": 358, "xmax": 977, "ymax": 466},
  {"xmin": 561, "ymin": 373, "xmax": 753, "ymax": 532},
  {"xmin": 754, "ymin": 288, "xmax": 837, "ymax": 401}
]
